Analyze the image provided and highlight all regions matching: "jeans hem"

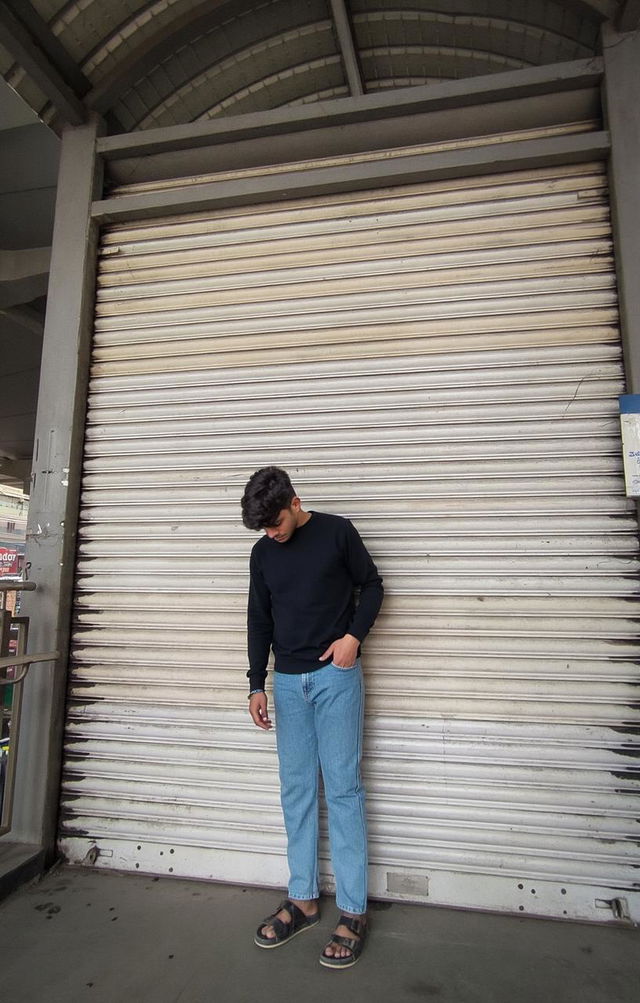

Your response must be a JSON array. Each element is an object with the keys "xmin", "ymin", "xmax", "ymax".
[{"xmin": 336, "ymin": 901, "xmax": 368, "ymax": 915}]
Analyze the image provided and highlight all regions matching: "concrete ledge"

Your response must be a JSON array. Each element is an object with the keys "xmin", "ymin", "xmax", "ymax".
[{"xmin": 0, "ymin": 842, "xmax": 45, "ymax": 901}]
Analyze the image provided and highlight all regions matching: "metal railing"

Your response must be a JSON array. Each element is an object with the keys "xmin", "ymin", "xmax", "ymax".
[{"xmin": 0, "ymin": 581, "xmax": 59, "ymax": 836}]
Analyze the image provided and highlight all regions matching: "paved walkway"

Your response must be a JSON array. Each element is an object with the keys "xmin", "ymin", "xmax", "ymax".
[{"xmin": 0, "ymin": 866, "xmax": 638, "ymax": 1003}]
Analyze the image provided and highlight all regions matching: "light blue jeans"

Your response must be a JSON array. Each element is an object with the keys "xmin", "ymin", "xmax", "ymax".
[{"xmin": 273, "ymin": 660, "xmax": 367, "ymax": 915}]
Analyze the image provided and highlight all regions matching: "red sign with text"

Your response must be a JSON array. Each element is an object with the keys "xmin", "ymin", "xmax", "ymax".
[{"xmin": 0, "ymin": 547, "xmax": 20, "ymax": 575}]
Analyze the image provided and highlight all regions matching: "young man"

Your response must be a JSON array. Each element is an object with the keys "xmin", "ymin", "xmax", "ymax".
[{"xmin": 241, "ymin": 466, "xmax": 383, "ymax": 970}]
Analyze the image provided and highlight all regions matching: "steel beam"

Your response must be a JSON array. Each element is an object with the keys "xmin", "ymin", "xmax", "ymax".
[
  {"xmin": 0, "ymin": 247, "xmax": 50, "ymax": 283},
  {"xmin": 0, "ymin": 247, "xmax": 50, "ymax": 309},
  {"xmin": 85, "ymin": 0, "xmax": 238, "ymax": 116},
  {"xmin": 0, "ymin": 457, "xmax": 31, "ymax": 491},
  {"xmin": 0, "ymin": 2, "xmax": 86, "ymax": 126},
  {"xmin": 10, "ymin": 117, "xmax": 103, "ymax": 856},
  {"xmin": 602, "ymin": 26, "xmax": 640, "ymax": 394},
  {"xmin": 330, "ymin": 0, "xmax": 364, "ymax": 97},
  {"xmin": 3, "ymin": 0, "xmax": 89, "ymax": 96},
  {"xmin": 93, "ymin": 130, "xmax": 609, "ymax": 223},
  {"xmin": 96, "ymin": 57, "xmax": 604, "ymax": 162},
  {"xmin": 0, "ymin": 305, "xmax": 44, "ymax": 337}
]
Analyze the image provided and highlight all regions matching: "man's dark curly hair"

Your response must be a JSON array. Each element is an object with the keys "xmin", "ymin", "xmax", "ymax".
[{"xmin": 241, "ymin": 466, "xmax": 296, "ymax": 530}]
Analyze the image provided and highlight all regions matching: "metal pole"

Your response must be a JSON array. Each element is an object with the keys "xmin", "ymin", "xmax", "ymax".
[
  {"xmin": 5, "ymin": 115, "xmax": 103, "ymax": 859},
  {"xmin": 330, "ymin": 0, "xmax": 364, "ymax": 97},
  {"xmin": 602, "ymin": 25, "xmax": 640, "ymax": 395}
]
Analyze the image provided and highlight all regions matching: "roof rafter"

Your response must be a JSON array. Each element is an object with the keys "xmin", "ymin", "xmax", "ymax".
[
  {"xmin": 0, "ymin": 0, "xmax": 86, "ymax": 126},
  {"xmin": 330, "ymin": 0, "xmax": 364, "ymax": 96},
  {"xmin": 98, "ymin": 57, "xmax": 603, "ymax": 158},
  {"xmin": 0, "ymin": 304, "xmax": 44, "ymax": 338},
  {"xmin": 4, "ymin": 0, "xmax": 89, "ymax": 94},
  {"xmin": 85, "ymin": 0, "xmax": 241, "ymax": 115},
  {"xmin": 0, "ymin": 456, "xmax": 32, "ymax": 489}
]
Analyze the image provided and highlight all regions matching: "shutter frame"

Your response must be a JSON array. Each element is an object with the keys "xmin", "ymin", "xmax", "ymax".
[{"xmin": 60, "ymin": 157, "xmax": 640, "ymax": 924}]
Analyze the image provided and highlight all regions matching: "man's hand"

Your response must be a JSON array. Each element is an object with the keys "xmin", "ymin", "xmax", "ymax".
[
  {"xmin": 320, "ymin": 633, "xmax": 359, "ymax": 668},
  {"xmin": 248, "ymin": 691, "xmax": 272, "ymax": 730}
]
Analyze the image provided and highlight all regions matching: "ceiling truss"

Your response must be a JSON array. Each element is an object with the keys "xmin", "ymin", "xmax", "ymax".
[
  {"xmin": 0, "ymin": 1, "xmax": 631, "ymax": 135},
  {"xmin": 330, "ymin": 0, "xmax": 364, "ymax": 96},
  {"xmin": 0, "ymin": 1, "xmax": 87, "ymax": 126}
]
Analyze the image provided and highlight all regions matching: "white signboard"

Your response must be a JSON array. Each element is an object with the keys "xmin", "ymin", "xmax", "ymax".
[{"xmin": 619, "ymin": 395, "xmax": 640, "ymax": 497}]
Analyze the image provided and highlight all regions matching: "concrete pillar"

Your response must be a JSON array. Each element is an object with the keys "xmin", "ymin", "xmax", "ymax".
[
  {"xmin": 2, "ymin": 116, "xmax": 103, "ymax": 858},
  {"xmin": 602, "ymin": 25, "xmax": 640, "ymax": 392}
]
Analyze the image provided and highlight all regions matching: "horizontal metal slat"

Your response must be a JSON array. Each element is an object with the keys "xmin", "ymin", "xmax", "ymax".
[
  {"xmin": 76, "ymin": 537, "xmax": 637, "ymax": 561},
  {"xmin": 62, "ymin": 710, "xmax": 639, "ymax": 771},
  {"xmin": 101, "ymin": 165, "xmax": 609, "ymax": 248},
  {"xmin": 71, "ymin": 604, "xmax": 640, "ymax": 639},
  {"xmin": 86, "ymin": 362, "xmax": 624, "ymax": 413},
  {"xmin": 86, "ymin": 340, "xmax": 624, "ymax": 383},
  {"xmin": 77, "ymin": 452, "xmax": 624, "ymax": 482},
  {"xmin": 97, "ymin": 235, "xmax": 614, "ymax": 291},
  {"xmin": 93, "ymin": 284, "xmax": 618, "ymax": 336},
  {"xmin": 89, "ymin": 326, "xmax": 621, "ymax": 375},
  {"xmin": 98, "ymin": 215, "xmax": 613, "ymax": 287},
  {"xmin": 96, "ymin": 247, "xmax": 615, "ymax": 305},
  {"xmin": 84, "ymin": 403, "xmax": 620, "ymax": 446},
  {"xmin": 59, "ymin": 786, "xmax": 636, "ymax": 847},
  {"xmin": 58, "ymin": 769, "xmax": 640, "ymax": 826},
  {"xmin": 70, "ymin": 588, "xmax": 638, "ymax": 615},
  {"xmin": 67, "ymin": 653, "xmax": 640, "ymax": 680},
  {"xmin": 79, "ymin": 446, "xmax": 626, "ymax": 483},
  {"xmin": 85, "ymin": 384, "xmax": 624, "ymax": 430},
  {"xmin": 106, "ymin": 135, "xmax": 602, "ymax": 200}
]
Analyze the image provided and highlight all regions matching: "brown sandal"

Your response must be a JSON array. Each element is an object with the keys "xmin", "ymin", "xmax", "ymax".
[{"xmin": 319, "ymin": 913, "xmax": 368, "ymax": 969}]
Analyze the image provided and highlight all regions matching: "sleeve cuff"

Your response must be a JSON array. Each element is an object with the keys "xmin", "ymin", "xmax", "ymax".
[{"xmin": 248, "ymin": 673, "xmax": 267, "ymax": 693}]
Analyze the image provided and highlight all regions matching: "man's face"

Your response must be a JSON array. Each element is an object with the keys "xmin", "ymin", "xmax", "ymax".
[{"xmin": 263, "ymin": 501, "xmax": 300, "ymax": 543}]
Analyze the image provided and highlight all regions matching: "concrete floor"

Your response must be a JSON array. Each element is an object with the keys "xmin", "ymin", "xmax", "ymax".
[{"xmin": 0, "ymin": 867, "xmax": 638, "ymax": 1003}]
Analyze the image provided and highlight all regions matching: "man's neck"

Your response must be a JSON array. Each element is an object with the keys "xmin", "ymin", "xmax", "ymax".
[{"xmin": 296, "ymin": 508, "xmax": 311, "ymax": 529}]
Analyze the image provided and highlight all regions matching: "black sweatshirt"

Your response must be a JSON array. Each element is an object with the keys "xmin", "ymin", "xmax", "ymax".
[{"xmin": 247, "ymin": 511, "xmax": 384, "ymax": 692}]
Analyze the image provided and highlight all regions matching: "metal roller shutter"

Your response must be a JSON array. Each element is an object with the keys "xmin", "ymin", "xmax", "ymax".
[{"xmin": 60, "ymin": 160, "xmax": 640, "ymax": 923}]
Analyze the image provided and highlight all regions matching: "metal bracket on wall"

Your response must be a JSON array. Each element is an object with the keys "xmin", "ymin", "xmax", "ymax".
[{"xmin": 595, "ymin": 898, "xmax": 632, "ymax": 922}]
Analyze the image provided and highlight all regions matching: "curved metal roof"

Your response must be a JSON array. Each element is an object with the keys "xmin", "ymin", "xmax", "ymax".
[{"xmin": 0, "ymin": 0, "xmax": 632, "ymax": 135}]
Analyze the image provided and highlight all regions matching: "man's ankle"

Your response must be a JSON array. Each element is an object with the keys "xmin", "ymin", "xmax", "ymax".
[{"xmin": 290, "ymin": 897, "xmax": 318, "ymax": 914}]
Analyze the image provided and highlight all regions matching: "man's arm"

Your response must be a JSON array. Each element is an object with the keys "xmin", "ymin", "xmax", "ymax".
[
  {"xmin": 320, "ymin": 520, "xmax": 384, "ymax": 667},
  {"xmin": 247, "ymin": 551, "xmax": 274, "ymax": 730},
  {"xmin": 344, "ymin": 519, "xmax": 384, "ymax": 641}
]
